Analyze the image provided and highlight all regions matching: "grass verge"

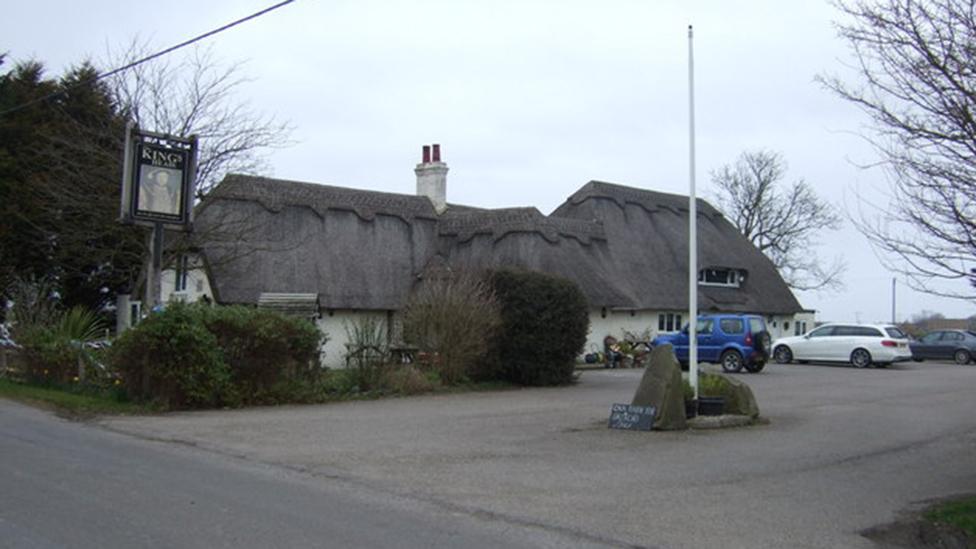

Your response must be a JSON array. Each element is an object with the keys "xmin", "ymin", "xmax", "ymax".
[
  {"xmin": 924, "ymin": 495, "xmax": 976, "ymax": 537},
  {"xmin": 0, "ymin": 368, "xmax": 519, "ymax": 417},
  {"xmin": 0, "ymin": 378, "xmax": 156, "ymax": 418}
]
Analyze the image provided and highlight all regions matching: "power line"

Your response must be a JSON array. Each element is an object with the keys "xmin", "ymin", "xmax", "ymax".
[{"xmin": 0, "ymin": 0, "xmax": 295, "ymax": 118}]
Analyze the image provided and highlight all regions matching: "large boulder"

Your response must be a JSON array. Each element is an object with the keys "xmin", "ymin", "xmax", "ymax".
[
  {"xmin": 631, "ymin": 344, "xmax": 687, "ymax": 430},
  {"xmin": 722, "ymin": 373, "xmax": 761, "ymax": 418},
  {"xmin": 703, "ymin": 370, "xmax": 760, "ymax": 418}
]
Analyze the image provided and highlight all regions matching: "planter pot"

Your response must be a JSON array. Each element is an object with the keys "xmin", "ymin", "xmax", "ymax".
[
  {"xmin": 685, "ymin": 399, "xmax": 698, "ymax": 419},
  {"xmin": 698, "ymin": 396, "xmax": 726, "ymax": 416}
]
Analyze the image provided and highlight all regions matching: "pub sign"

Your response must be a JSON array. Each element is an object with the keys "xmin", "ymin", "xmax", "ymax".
[{"xmin": 120, "ymin": 125, "xmax": 197, "ymax": 227}]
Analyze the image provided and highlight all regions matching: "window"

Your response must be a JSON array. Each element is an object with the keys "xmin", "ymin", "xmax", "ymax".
[
  {"xmin": 884, "ymin": 327, "xmax": 908, "ymax": 339},
  {"xmin": 808, "ymin": 326, "xmax": 835, "ymax": 338},
  {"xmin": 129, "ymin": 301, "xmax": 142, "ymax": 327},
  {"xmin": 748, "ymin": 318, "xmax": 765, "ymax": 334},
  {"xmin": 174, "ymin": 255, "xmax": 189, "ymax": 292},
  {"xmin": 944, "ymin": 331, "xmax": 963, "ymax": 342},
  {"xmin": 920, "ymin": 332, "xmax": 942, "ymax": 343},
  {"xmin": 834, "ymin": 325, "xmax": 880, "ymax": 337},
  {"xmin": 697, "ymin": 318, "xmax": 714, "ymax": 334},
  {"xmin": 784, "ymin": 321, "xmax": 790, "ymax": 332},
  {"xmin": 720, "ymin": 318, "xmax": 744, "ymax": 334},
  {"xmin": 834, "ymin": 326, "xmax": 882, "ymax": 337},
  {"xmin": 795, "ymin": 321, "xmax": 806, "ymax": 336},
  {"xmin": 659, "ymin": 313, "xmax": 683, "ymax": 332},
  {"xmin": 697, "ymin": 268, "xmax": 741, "ymax": 287}
]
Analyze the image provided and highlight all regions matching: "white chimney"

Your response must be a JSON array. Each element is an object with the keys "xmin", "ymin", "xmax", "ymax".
[{"xmin": 415, "ymin": 144, "xmax": 448, "ymax": 213}]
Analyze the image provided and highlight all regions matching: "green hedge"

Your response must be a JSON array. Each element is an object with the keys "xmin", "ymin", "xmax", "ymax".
[
  {"xmin": 200, "ymin": 305, "xmax": 323, "ymax": 397},
  {"xmin": 482, "ymin": 269, "xmax": 589, "ymax": 386},
  {"xmin": 109, "ymin": 302, "xmax": 322, "ymax": 409}
]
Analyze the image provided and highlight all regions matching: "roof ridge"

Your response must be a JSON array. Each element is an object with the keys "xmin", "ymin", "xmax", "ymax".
[
  {"xmin": 562, "ymin": 180, "xmax": 719, "ymax": 216},
  {"xmin": 211, "ymin": 173, "xmax": 439, "ymax": 222}
]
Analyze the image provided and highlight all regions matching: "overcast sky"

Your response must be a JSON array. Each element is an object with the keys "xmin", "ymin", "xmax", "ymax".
[{"xmin": 4, "ymin": 0, "xmax": 974, "ymax": 323}]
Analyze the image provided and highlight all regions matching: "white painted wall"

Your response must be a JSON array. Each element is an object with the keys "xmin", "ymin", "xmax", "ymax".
[
  {"xmin": 765, "ymin": 312, "xmax": 817, "ymax": 340},
  {"xmin": 316, "ymin": 310, "xmax": 392, "ymax": 369},
  {"xmin": 160, "ymin": 254, "xmax": 214, "ymax": 304},
  {"xmin": 586, "ymin": 309, "xmax": 677, "ymax": 353}
]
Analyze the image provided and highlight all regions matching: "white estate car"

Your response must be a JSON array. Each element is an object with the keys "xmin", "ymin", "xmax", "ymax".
[{"xmin": 772, "ymin": 323, "xmax": 912, "ymax": 368}]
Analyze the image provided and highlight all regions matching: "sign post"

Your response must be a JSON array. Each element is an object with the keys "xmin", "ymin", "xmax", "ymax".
[{"xmin": 120, "ymin": 126, "xmax": 198, "ymax": 310}]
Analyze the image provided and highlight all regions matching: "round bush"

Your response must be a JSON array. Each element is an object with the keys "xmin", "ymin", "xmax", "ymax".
[
  {"xmin": 484, "ymin": 269, "xmax": 589, "ymax": 386},
  {"xmin": 110, "ymin": 302, "xmax": 229, "ymax": 409}
]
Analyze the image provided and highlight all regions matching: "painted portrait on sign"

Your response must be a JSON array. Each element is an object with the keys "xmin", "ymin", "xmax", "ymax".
[{"xmin": 136, "ymin": 165, "xmax": 183, "ymax": 216}]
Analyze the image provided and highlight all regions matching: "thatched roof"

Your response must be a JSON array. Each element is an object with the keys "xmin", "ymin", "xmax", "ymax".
[
  {"xmin": 551, "ymin": 181, "xmax": 803, "ymax": 314},
  {"xmin": 194, "ymin": 174, "xmax": 803, "ymax": 315}
]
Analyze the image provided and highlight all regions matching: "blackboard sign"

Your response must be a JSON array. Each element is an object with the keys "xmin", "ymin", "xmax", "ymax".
[{"xmin": 608, "ymin": 403, "xmax": 656, "ymax": 431}]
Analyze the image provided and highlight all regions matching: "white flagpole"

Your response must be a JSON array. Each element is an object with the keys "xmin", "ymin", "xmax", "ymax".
[{"xmin": 688, "ymin": 24, "xmax": 699, "ymax": 398}]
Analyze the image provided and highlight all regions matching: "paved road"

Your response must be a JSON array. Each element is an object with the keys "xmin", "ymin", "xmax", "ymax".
[
  {"xmin": 0, "ymin": 400, "xmax": 614, "ymax": 548},
  {"xmin": 8, "ymin": 361, "xmax": 976, "ymax": 548}
]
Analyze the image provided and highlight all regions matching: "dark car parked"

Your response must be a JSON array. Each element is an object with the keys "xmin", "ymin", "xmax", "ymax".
[{"xmin": 910, "ymin": 330, "xmax": 976, "ymax": 365}]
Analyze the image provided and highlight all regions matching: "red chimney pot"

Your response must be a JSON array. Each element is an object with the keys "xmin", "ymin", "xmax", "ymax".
[
  {"xmin": 432, "ymin": 144, "xmax": 441, "ymax": 162},
  {"xmin": 422, "ymin": 145, "xmax": 431, "ymax": 163}
]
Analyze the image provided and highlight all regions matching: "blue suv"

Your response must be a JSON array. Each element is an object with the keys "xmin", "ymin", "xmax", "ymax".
[{"xmin": 651, "ymin": 313, "xmax": 771, "ymax": 373}]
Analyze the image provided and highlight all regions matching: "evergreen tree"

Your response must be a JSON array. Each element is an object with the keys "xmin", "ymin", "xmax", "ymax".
[{"xmin": 0, "ymin": 57, "xmax": 143, "ymax": 312}]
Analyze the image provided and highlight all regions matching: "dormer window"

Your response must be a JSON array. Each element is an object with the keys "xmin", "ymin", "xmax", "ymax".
[{"xmin": 698, "ymin": 267, "xmax": 743, "ymax": 288}]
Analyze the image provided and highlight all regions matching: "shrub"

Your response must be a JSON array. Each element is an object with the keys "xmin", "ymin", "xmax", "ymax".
[
  {"xmin": 110, "ymin": 302, "xmax": 325, "ymax": 409},
  {"xmin": 110, "ymin": 302, "xmax": 229, "ymax": 409},
  {"xmin": 343, "ymin": 315, "xmax": 389, "ymax": 391},
  {"xmin": 15, "ymin": 306, "xmax": 107, "ymax": 385},
  {"xmin": 483, "ymin": 269, "xmax": 589, "ymax": 386},
  {"xmin": 380, "ymin": 365, "xmax": 437, "ymax": 395},
  {"xmin": 401, "ymin": 270, "xmax": 502, "ymax": 385},
  {"xmin": 698, "ymin": 372, "xmax": 731, "ymax": 398},
  {"xmin": 6, "ymin": 277, "xmax": 60, "ymax": 330},
  {"xmin": 16, "ymin": 326, "xmax": 77, "ymax": 384},
  {"xmin": 199, "ymin": 305, "xmax": 323, "ymax": 399}
]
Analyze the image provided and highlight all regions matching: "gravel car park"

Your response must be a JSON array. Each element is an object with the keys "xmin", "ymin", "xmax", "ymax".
[{"xmin": 772, "ymin": 323, "xmax": 911, "ymax": 368}]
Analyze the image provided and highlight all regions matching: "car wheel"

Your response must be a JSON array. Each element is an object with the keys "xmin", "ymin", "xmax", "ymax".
[
  {"xmin": 850, "ymin": 348, "xmax": 872, "ymax": 368},
  {"xmin": 954, "ymin": 349, "xmax": 971, "ymax": 365},
  {"xmin": 773, "ymin": 345, "xmax": 793, "ymax": 364},
  {"xmin": 721, "ymin": 350, "xmax": 744, "ymax": 373},
  {"xmin": 745, "ymin": 361, "xmax": 765, "ymax": 373}
]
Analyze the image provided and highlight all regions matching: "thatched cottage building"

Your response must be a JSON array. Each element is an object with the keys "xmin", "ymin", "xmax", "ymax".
[{"xmin": 159, "ymin": 146, "xmax": 807, "ymax": 367}]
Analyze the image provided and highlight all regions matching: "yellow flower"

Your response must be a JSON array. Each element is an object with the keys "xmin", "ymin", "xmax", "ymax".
[{"xmin": 72, "ymin": 376, "xmax": 79, "ymax": 382}]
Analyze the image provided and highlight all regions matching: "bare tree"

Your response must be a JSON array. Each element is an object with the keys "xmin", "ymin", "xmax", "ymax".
[
  {"xmin": 101, "ymin": 41, "xmax": 298, "ymax": 304},
  {"xmin": 711, "ymin": 150, "xmax": 846, "ymax": 292},
  {"xmin": 401, "ymin": 269, "xmax": 502, "ymax": 385},
  {"xmin": 106, "ymin": 40, "xmax": 293, "ymax": 196},
  {"xmin": 819, "ymin": 0, "xmax": 976, "ymax": 300}
]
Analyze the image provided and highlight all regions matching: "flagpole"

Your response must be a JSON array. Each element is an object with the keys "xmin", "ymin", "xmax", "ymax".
[{"xmin": 688, "ymin": 24, "xmax": 699, "ymax": 398}]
